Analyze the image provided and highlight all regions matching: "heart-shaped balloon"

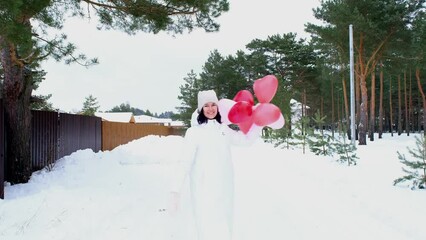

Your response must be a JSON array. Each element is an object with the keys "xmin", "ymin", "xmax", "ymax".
[
  {"xmin": 237, "ymin": 116, "xmax": 254, "ymax": 134},
  {"xmin": 233, "ymin": 90, "xmax": 254, "ymax": 106},
  {"xmin": 215, "ymin": 74, "xmax": 285, "ymax": 135},
  {"xmin": 252, "ymin": 103, "xmax": 281, "ymax": 126},
  {"xmin": 228, "ymin": 101, "xmax": 253, "ymax": 123},
  {"xmin": 253, "ymin": 75, "xmax": 278, "ymax": 103}
]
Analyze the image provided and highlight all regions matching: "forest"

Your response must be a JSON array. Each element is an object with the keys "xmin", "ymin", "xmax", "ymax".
[
  {"xmin": 2, "ymin": 0, "xmax": 426, "ymax": 183},
  {"xmin": 176, "ymin": 0, "xmax": 426, "ymax": 146}
]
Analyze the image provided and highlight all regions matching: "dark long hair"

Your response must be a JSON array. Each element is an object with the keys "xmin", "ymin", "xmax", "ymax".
[{"xmin": 197, "ymin": 110, "xmax": 222, "ymax": 124}]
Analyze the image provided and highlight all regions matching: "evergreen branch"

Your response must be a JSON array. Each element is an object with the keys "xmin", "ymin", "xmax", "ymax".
[
  {"xmin": 394, "ymin": 135, "xmax": 426, "ymax": 189},
  {"xmin": 81, "ymin": 0, "xmax": 123, "ymax": 11},
  {"xmin": 393, "ymin": 175, "xmax": 415, "ymax": 186},
  {"xmin": 33, "ymin": 35, "xmax": 96, "ymax": 67},
  {"xmin": 19, "ymin": 48, "xmax": 41, "ymax": 65},
  {"xmin": 81, "ymin": 0, "xmax": 200, "ymax": 16}
]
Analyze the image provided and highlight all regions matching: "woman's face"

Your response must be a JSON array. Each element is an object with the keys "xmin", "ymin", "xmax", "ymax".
[{"xmin": 203, "ymin": 102, "xmax": 218, "ymax": 119}]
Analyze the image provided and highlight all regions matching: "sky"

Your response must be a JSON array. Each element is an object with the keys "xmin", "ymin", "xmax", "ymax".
[
  {"xmin": 35, "ymin": 0, "xmax": 321, "ymax": 114},
  {"xmin": 1, "ymin": 132, "xmax": 426, "ymax": 240}
]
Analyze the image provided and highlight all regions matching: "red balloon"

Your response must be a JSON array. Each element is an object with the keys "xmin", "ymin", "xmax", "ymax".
[
  {"xmin": 228, "ymin": 101, "xmax": 253, "ymax": 123},
  {"xmin": 253, "ymin": 75, "xmax": 278, "ymax": 103},
  {"xmin": 237, "ymin": 117, "xmax": 254, "ymax": 134},
  {"xmin": 233, "ymin": 90, "xmax": 254, "ymax": 106},
  {"xmin": 252, "ymin": 103, "xmax": 281, "ymax": 126}
]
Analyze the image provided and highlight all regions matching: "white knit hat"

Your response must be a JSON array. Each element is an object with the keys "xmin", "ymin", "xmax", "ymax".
[{"xmin": 197, "ymin": 90, "xmax": 219, "ymax": 112}]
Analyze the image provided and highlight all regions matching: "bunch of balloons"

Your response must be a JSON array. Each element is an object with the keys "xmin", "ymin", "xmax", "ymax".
[{"xmin": 218, "ymin": 75, "xmax": 285, "ymax": 134}]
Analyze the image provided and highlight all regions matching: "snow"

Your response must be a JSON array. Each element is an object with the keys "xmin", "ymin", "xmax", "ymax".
[
  {"xmin": 134, "ymin": 115, "xmax": 184, "ymax": 127},
  {"xmin": 95, "ymin": 112, "xmax": 135, "ymax": 123},
  {"xmin": 1, "ymin": 133, "xmax": 426, "ymax": 240}
]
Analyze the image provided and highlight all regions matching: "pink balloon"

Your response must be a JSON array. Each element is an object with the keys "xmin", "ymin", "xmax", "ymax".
[
  {"xmin": 253, "ymin": 75, "xmax": 278, "ymax": 103},
  {"xmin": 233, "ymin": 90, "xmax": 254, "ymax": 106},
  {"xmin": 218, "ymin": 98, "xmax": 236, "ymax": 125},
  {"xmin": 237, "ymin": 117, "xmax": 254, "ymax": 134},
  {"xmin": 252, "ymin": 103, "xmax": 281, "ymax": 126},
  {"xmin": 267, "ymin": 112, "xmax": 285, "ymax": 129},
  {"xmin": 229, "ymin": 101, "xmax": 253, "ymax": 123}
]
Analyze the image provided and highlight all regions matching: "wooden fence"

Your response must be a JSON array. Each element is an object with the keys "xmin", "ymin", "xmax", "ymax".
[
  {"xmin": 101, "ymin": 121, "xmax": 184, "ymax": 151},
  {"xmin": 102, "ymin": 121, "xmax": 169, "ymax": 151}
]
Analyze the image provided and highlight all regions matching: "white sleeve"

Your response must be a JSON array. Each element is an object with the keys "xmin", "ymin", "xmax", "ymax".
[
  {"xmin": 226, "ymin": 125, "xmax": 262, "ymax": 146},
  {"xmin": 169, "ymin": 127, "xmax": 198, "ymax": 193}
]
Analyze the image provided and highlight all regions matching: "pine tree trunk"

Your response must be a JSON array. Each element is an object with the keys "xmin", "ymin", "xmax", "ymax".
[
  {"xmin": 379, "ymin": 64, "xmax": 383, "ymax": 138},
  {"xmin": 355, "ymin": 63, "xmax": 361, "ymax": 138},
  {"xmin": 0, "ymin": 39, "xmax": 33, "ymax": 184},
  {"xmin": 409, "ymin": 69, "xmax": 413, "ymax": 133},
  {"xmin": 331, "ymin": 75, "xmax": 335, "ymax": 136},
  {"xmin": 302, "ymin": 90, "xmax": 307, "ymax": 154},
  {"xmin": 369, "ymin": 71, "xmax": 376, "ymax": 141},
  {"xmin": 389, "ymin": 76, "xmax": 394, "ymax": 136},
  {"xmin": 398, "ymin": 75, "xmax": 402, "ymax": 135},
  {"xmin": 419, "ymin": 94, "xmax": 422, "ymax": 133},
  {"xmin": 404, "ymin": 71, "xmax": 409, "ymax": 136},
  {"xmin": 359, "ymin": 72, "xmax": 368, "ymax": 145},
  {"xmin": 415, "ymin": 68, "xmax": 426, "ymax": 136},
  {"xmin": 337, "ymin": 91, "xmax": 341, "ymax": 132},
  {"xmin": 357, "ymin": 34, "xmax": 368, "ymax": 145},
  {"xmin": 342, "ymin": 77, "xmax": 350, "ymax": 137},
  {"xmin": 383, "ymin": 107, "xmax": 387, "ymax": 133}
]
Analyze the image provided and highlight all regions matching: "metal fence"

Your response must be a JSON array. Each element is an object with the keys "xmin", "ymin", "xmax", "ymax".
[
  {"xmin": 0, "ymin": 99, "xmax": 4, "ymax": 199},
  {"xmin": 1, "ymin": 107, "xmax": 102, "ymax": 199},
  {"xmin": 30, "ymin": 111, "xmax": 102, "ymax": 171},
  {"xmin": 57, "ymin": 112, "xmax": 102, "ymax": 159},
  {"xmin": 31, "ymin": 110, "xmax": 59, "ymax": 171}
]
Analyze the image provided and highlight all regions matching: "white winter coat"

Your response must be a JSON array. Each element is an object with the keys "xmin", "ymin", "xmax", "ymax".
[{"xmin": 171, "ymin": 119, "xmax": 258, "ymax": 240}]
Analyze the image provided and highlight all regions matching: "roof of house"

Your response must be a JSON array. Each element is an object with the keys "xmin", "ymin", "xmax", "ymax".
[
  {"xmin": 134, "ymin": 115, "xmax": 185, "ymax": 127},
  {"xmin": 290, "ymin": 98, "xmax": 310, "ymax": 109},
  {"xmin": 95, "ymin": 112, "xmax": 136, "ymax": 123},
  {"xmin": 170, "ymin": 120, "xmax": 185, "ymax": 127},
  {"xmin": 134, "ymin": 115, "xmax": 170, "ymax": 123}
]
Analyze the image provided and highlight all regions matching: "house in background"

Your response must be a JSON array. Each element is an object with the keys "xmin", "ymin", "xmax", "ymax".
[
  {"xmin": 95, "ymin": 112, "xmax": 185, "ymax": 128},
  {"xmin": 134, "ymin": 115, "xmax": 184, "ymax": 127},
  {"xmin": 290, "ymin": 98, "xmax": 310, "ymax": 123},
  {"xmin": 95, "ymin": 112, "xmax": 136, "ymax": 123}
]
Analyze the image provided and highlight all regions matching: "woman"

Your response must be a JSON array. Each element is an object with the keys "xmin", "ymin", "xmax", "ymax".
[{"xmin": 170, "ymin": 90, "xmax": 258, "ymax": 240}]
